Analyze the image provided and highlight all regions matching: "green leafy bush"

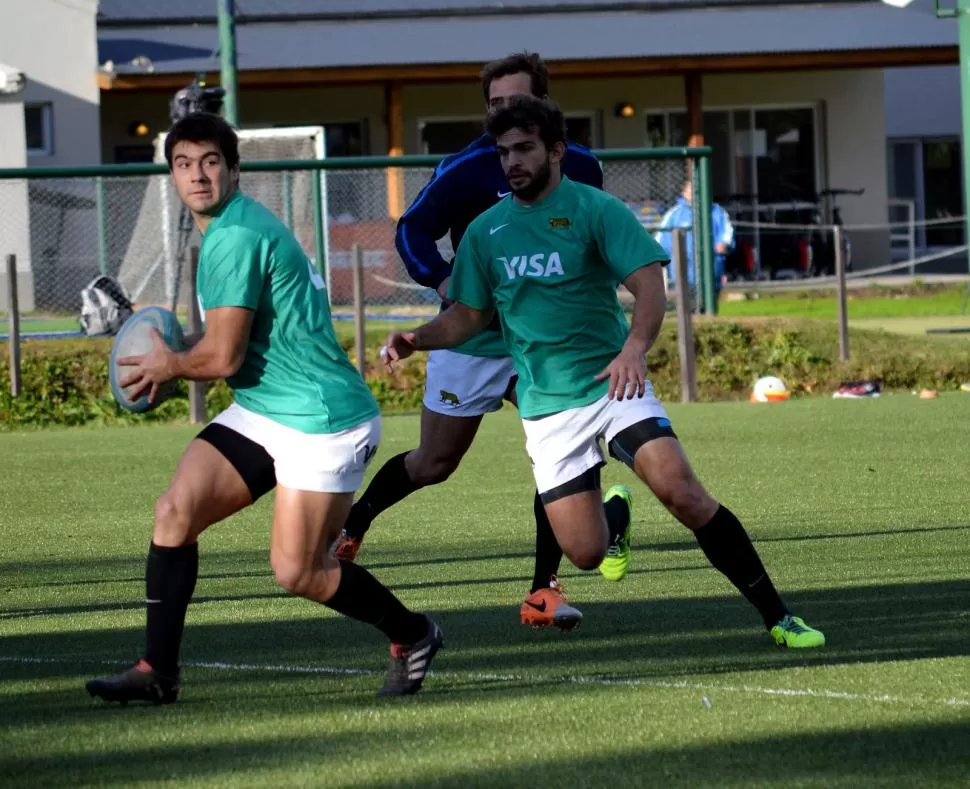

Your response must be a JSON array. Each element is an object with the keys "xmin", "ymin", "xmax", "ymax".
[{"xmin": 1, "ymin": 319, "xmax": 968, "ymax": 430}]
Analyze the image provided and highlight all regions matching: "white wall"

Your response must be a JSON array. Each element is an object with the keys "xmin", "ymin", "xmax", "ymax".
[
  {"xmin": 0, "ymin": 0, "xmax": 100, "ymax": 314},
  {"xmin": 1, "ymin": 0, "xmax": 101, "ymax": 167},
  {"xmin": 0, "ymin": 98, "xmax": 33, "ymax": 310}
]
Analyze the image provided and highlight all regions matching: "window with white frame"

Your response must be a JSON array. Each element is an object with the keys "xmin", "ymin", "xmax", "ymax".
[
  {"xmin": 887, "ymin": 137, "xmax": 964, "ymax": 248},
  {"xmin": 25, "ymin": 103, "xmax": 54, "ymax": 157},
  {"xmin": 419, "ymin": 113, "xmax": 597, "ymax": 155},
  {"xmin": 324, "ymin": 120, "xmax": 368, "ymax": 157},
  {"xmin": 645, "ymin": 106, "xmax": 819, "ymax": 203}
]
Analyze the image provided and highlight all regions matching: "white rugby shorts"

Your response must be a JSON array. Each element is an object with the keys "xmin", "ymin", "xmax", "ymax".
[
  {"xmin": 423, "ymin": 348, "xmax": 516, "ymax": 417},
  {"xmin": 522, "ymin": 385, "xmax": 669, "ymax": 495},
  {"xmin": 210, "ymin": 403, "xmax": 380, "ymax": 493}
]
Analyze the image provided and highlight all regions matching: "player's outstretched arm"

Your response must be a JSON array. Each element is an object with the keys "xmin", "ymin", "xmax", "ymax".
[
  {"xmin": 382, "ymin": 303, "xmax": 494, "ymax": 370},
  {"xmin": 168, "ymin": 306, "xmax": 254, "ymax": 381},
  {"xmin": 595, "ymin": 264, "xmax": 666, "ymax": 400}
]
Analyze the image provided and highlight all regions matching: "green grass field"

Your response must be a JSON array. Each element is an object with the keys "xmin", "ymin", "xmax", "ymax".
[
  {"xmin": 718, "ymin": 285, "xmax": 969, "ymax": 320},
  {"xmin": 2, "ymin": 398, "xmax": 968, "ymax": 788}
]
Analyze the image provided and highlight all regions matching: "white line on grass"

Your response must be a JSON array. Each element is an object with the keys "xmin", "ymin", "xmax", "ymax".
[{"xmin": 2, "ymin": 654, "xmax": 968, "ymax": 709}]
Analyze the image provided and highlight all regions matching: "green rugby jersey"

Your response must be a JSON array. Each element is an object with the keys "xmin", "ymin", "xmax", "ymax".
[
  {"xmin": 197, "ymin": 191, "xmax": 378, "ymax": 433},
  {"xmin": 448, "ymin": 176, "xmax": 669, "ymax": 418}
]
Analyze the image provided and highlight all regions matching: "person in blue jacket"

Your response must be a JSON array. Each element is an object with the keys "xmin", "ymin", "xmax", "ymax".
[
  {"xmin": 332, "ymin": 52, "xmax": 612, "ymax": 632},
  {"xmin": 655, "ymin": 179, "xmax": 734, "ymax": 311}
]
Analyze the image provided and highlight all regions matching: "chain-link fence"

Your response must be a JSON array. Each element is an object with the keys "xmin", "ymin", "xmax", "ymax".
[{"xmin": 0, "ymin": 149, "xmax": 711, "ymax": 336}]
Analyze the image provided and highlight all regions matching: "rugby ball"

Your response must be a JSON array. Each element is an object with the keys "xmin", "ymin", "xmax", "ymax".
[
  {"xmin": 750, "ymin": 375, "xmax": 790, "ymax": 403},
  {"xmin": 109, "ymin": 307, "xmax": 185, "ymax": 413}
]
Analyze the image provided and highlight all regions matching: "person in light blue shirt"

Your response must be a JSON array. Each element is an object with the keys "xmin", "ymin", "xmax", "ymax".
[{"xmin": 655, "ymin": 180, "xmax": 734, "ymax": 311}]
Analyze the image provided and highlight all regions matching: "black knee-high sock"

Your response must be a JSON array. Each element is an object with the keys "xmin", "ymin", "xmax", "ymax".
[
  {"xmin": 693, "ymin": 505, "xmax": 789, "ymax": 628},
  {"xmin": 343, "ymin": 452, "xmax": 422, "ymax": 540},
  {"xmin": 531, "ymin": 491, "xmax": 564, "ymax": 593},
  {"xmin": 604, "ymin": 495, "xmax": 630, "ymax": 546},
  {"xmin": 145, "ymin": 542, "xmax": 199, "ymax": 676},
  {"xmin": 325, "ymin": 559, "xmax": 429, "ymax": 645}
]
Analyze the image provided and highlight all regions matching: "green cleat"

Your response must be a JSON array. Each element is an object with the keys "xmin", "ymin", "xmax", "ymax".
[
  {"xmin": 771, "ymin": 615, "xmax": 826, "ymax": 649},
  {"xmin": 598, "ymin": 485, "xmax": 633, "ymax": 582}
]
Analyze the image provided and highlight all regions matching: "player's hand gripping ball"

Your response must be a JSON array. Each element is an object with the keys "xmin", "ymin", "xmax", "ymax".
[{"xmin": 109, "ymin": 307, "xmax": 185, "ymax": 412}]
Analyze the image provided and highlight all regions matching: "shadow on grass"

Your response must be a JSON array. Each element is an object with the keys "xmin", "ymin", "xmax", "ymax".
[
  {"xmin": 642, "ymin": 522, "xmax": 970, "ymax": 553},
  {"xmin": 2, "ymin": 578, "xmax": 967, "ymax": 697},
  {"xmin": 0, "ymin": 700, "xmax": 966, "ymax": 789}
]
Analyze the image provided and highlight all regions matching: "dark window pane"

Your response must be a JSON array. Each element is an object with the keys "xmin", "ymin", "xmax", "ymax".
[
  {"xmin": 703, "ymin": 111, "xmax": 732, "ymax": 200},
  {"xmin": 753, "ymin": 108, "xmax": 816, "ymax": 202},
  {"xmin": 325, "ymin": 121, "xmax": 367, "ymax": 157},
  {"xmin": 732, "ymin": 110, "xmax": 755, "ymax": 197},
  {"xmin": 668, "ymin": 112, "xmax": 688, "ymax": 148},
  {"xmin": 566, "ymin": 116, "xmax": 592, "ymax": 148},
  {"xmin": 889, "ymin": 141, "xmax": 917, "ymax": 200},
  {"xmin": 923, "ymin": 139, "xmax": 964, "ymax": 246},
  {"xmin": 646, "ymin": 114, "xmax": 667, "ymax": 148},
  {"xmin": 25, "ymin": 104, "xmax": 48, "ymax": 151},
  {"xmin": 421, "ymin": 120, "xmax": 483, "ymax": 154}
]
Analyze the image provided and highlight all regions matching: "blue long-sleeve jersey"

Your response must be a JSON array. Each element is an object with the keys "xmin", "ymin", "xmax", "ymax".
[
  {"xmin": 395, "ymin": 133, "xmax": 604, "ymax": 291},
  {"xmin": 654, "ymin": 196, "xmax": 734, "ymax": 289}
]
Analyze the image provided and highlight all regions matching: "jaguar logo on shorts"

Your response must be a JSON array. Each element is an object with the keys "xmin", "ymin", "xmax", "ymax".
[
  {"xmin": 549, "ymin": 217, "xmax": 571, "ymax": 230},
  {"xmin": 439, "ymin": 390, "xmax": 461, "ymax": 407}
]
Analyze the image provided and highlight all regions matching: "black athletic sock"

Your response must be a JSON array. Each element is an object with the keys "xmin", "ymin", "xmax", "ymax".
[
  {"xmin": 144, "ymin": 542, "xmax": 199, "ymax": 676},
  {"xmin": 693, "ymin": 505, "xmax": 789, "ymax": 628},
  {"xmin": 343, "ymin": 452, "xmax": 422, "ymax": 540},
  {"xmin": 604, "ymin": 494, "xmax": 631, "ymax": 546},
  {"xmin": 530, "ymin": 490, "xmax": 564, "ymax": 593},
  {"xmin": 325, "ymin": 559, "xmax": 428, "ymax": 645}
]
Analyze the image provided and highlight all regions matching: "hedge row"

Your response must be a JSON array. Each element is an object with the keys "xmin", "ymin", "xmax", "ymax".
[{"xmin": 1, "ymin": 320, "xmax": 968, "ymax": 429}]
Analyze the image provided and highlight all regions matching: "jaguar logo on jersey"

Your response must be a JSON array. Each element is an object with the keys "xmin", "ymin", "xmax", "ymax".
[
  {"xmin": 499, "ymin": 253, "xmax": 565, "ymax": 280},
  {"xmin": 549, "ymin": 217, "xmax": 571, "ymax": 230}
]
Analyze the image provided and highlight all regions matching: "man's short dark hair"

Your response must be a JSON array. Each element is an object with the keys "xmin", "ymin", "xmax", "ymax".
[
  {"xmin": 480, "ymin": 51, "xmax": 549, "ymax": 102},
  {"xmin": 163, "ymin": 112, "xmax": 240, "ymax": 170},
  {"xmin": 485, "ymin": 95, "xmax": 567, "ymax": 151}
]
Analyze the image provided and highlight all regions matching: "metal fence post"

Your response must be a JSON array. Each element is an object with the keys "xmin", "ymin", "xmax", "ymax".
[
  {"xmin": 96, "ymin": 176, "xmax": 109, "ymax": 275},
  {"xmin": 834, "ymin": 226, "xmax": 849, "ymax": 361},
  {"xmin": 672, "ymin": 230, "xmax": 697, "ymax": 403},
  {"xmin": 697, "ymin": 155, "xmax": 716, "ymax": 316},
  {"xmin": 6, "ymin": 254, "xmax": 21, "ymax": 397},
  {"xmin": 352, "ymin": 243, "xmax": 366, "ymax": 378},
  {"xmin": 187, "ymin": 246, "xmax": 206, "ymax": 424},
  {"xmin": 311, "ymin": 170, "xmax": 329, "ymax": 304},
  {"xmin": 282, "ymin": 171, "xmax": 293, "ymax": 231}
]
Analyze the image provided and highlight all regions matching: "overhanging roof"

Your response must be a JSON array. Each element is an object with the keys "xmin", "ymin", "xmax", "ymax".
[
  {"xmin": 97, "ymin": 2, "xmax": 956, "ymax": 85},
  {"xmin": 95, "ymin": 0, "xmax": 874, "ymax": 24}
]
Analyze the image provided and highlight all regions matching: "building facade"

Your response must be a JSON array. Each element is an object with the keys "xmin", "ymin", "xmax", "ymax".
[
  {"xmin": 93, "ymin": 0, "xmax": 959, "ymax": 274},
  {"xmin": 0, "ymin": 0, "xmax": 101, "ymax": 311}
]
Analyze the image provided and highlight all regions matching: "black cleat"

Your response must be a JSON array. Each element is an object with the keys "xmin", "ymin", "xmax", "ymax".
[
  {"xmin": 86, "ymin": 659, "xmax": 180, "ymax": 706},
  {"xmin": 379, "ymin": 617, "xmax": 444, "ymax": 697}
]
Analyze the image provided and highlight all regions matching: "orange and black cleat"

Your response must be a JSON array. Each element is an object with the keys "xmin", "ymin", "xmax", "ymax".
[
  {"xmin": 520, "ymin": 576, "xmax": 583, "ymax": 631},
  {"xmin": 330, "ymin": 530, "xmax": 362, "ymax": 563}
]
